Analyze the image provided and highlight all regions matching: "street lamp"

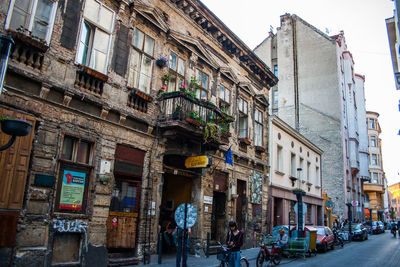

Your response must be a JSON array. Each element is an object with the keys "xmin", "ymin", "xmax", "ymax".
[{"xmin": 293, "ymin": 168, "xmax": 305, "ymax": 238}]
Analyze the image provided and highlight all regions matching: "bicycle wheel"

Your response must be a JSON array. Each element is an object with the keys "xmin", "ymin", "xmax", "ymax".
[
  {"xmin": 271, "ymin": 253, "xmax": 281, "ymax": 265},
  {"xmin": 256, "ymin": 251, "xmax": 264, "ymax": 267},
  {"xmin": 240, "ymin": 257, "xmax": 249, "ymax": 267}
]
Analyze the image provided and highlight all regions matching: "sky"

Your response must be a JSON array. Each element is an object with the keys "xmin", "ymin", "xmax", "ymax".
[{"xmin": 201, "ymin": 0, "xmax": 400, "ymax": 186}]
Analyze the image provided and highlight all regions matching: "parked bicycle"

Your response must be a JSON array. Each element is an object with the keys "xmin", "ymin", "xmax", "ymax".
[
  {"xmin": 256, "ymin": 234, "xmax": 282, "ymax": 266},
  {"xmin": 216, "ymin": 241, "xmax": 249, "ymax": 267},
  {"xmin": 332, "ymin": 229, "xmax": 344, "ymax": 247}
]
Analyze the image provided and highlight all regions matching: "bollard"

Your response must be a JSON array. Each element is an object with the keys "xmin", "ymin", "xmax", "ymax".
[
  {"xmin": 206, "ymin": 232, "xmax": 210, "ymax": 258},
  {"xmin": 158, "ymin": 232, "xmax": 162, "ymax": 264}
]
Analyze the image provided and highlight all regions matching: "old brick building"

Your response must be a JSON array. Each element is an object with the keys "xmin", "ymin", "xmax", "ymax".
[{"xmin": 0, "ymin": 0, "xmax": 276, "ymax": 266}]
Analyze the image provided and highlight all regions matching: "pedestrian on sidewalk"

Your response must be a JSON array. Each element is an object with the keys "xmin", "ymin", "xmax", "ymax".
[{"xmin": 226, "ymin": 220, "xmax": 244, "ymax": 267}]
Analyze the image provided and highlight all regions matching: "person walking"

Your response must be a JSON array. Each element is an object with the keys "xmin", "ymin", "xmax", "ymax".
[{"xmin": 226, "ymin": 221, "xmax": 244, "ymax": 267}]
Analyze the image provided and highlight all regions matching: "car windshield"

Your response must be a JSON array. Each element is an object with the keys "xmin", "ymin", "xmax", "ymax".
[
  {"xmin": 351, "ymin": 224, "xmax": 361, "ymax": 230},
  {"xmin": 316, "ymin": 228, "xmax": 325, "ymax": 235}
]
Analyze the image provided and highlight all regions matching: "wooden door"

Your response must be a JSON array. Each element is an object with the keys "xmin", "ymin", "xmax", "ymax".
[
  {"xmin": 236, "ymin": 180, "xmax": 246, "ymax": 230},
  {"xmin": 0, "ymin": 108, "xmax": 35, "ymax": 210}
]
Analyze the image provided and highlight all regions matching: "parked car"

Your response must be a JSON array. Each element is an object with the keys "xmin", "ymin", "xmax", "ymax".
[
  {"xmin": 361, "ymin": 221, "xmax": 372, "ymax": 234},
  {"xmin": 351, "ymin": 224, "xmax": 369, "ymax": 241},
  {"xmin": 371, "ymin": 221, "xmax": 385, "ymax": 234},
  {"xmin": 314, "ymin": 226, "xmax": 335, "ymax": 252}
]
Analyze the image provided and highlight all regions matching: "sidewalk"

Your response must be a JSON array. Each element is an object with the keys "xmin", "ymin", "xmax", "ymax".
[{"xmin": 133, "ymin": 247, "xmax": 260, "ymax": 267}]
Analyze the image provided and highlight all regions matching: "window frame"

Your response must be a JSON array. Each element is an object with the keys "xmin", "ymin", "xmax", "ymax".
[
  {"xmin": 167, "ymin": 50, "xmax": 186, "ymax": 92},
  {"xmin": 128, "ymin": 28, "xmax": 156, "ymax": 94},
  {"xmin": 75, "ymin": 0, "xmax": 115, "ymax": 74},
  {"xmin": 237, "ymin": 97, "xmax": 248, "ymax": 138},
  {"xmin": 368, "ymin": 119, "xmax": 375, "ymax": 129},
  {"xmin": 276, "ymin": 145, "xmax": 283, "ymax": 172},
  {"xmin": 371, "ymin": 154, "xmax": 378, "ymax": 165},
  {"xmin": 5, "ymin": 0, "xmax": 58, "ymax": 44},
  {"xmin": 370, "ymin": 136, "xmax": 376, "ymax": 147},
  {"xmin": 254, "ymin": 109, "xmax": 263, "ymax": 147},
  {"xmin": 195, "ymin": 69, "xmax": 209, "ymax": 100},
  {"xmin": 55, "ymin": 135, "xmax": 95, "ymax": 214}
]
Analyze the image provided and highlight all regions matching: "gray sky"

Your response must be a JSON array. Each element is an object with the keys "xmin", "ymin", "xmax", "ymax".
[{"xmin": 201, "ymin": 0, "xmax": 399, "ymax": 186}]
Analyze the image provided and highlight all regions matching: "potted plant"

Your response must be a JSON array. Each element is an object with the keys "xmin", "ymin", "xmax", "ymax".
[
  {"xmin": 204, "ymin": 122, "xmax": 221, "ymax": 144},
  {"xmin": 156, "ymin": 56, "xmax": 168, "ymax": 68},
  {"xmin": 179, "ymin": 83, "xmax": 187, "ymax": 93},
  {"xmin": 0, "ymin": 115, "xmax": 32, "ymax": 137},
  {"xmin": 185, "ymin": 110, "xmax": 202, "ymax": 127},
  {"xmin": 161, "ymin": 73, "xmax": 171, "ymax": 85},
  {"xmin": 238, "ymin": 137, "xmax": 251, "ymax": 145},
  {"xmin": 158, "ymin": 86, "xmax": 166, "ymax": 96}
]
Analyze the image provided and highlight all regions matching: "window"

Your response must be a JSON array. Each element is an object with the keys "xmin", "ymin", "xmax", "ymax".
[
  {"xmin": 61, "ymin": 136, "xmax": 94, "ymax": 165},
  {"xmin": 370, "ymin": 136, "xmax": 376, "ymax": 147},
  {"xmin": 368, "ymin": 119, "xmax": 375, "ymax": 129},
  {"xmin": 254, "ymin": 109, "xmax": 263, "ymax": 146},
  {"xmin": 306, "ymin": 204, "xmax": 312, "ymax": 224},
  {"xmin": 290, "ymin": 153, "xmax": 296, "ymax": 177},
  {"xmin": 316, "ymin": 166, "xmax": 320, "ymax": 186},
  {"xmin": 299, "ymin": 158, "xmax": 304, "ymax": 180},
  {"xmin": 273, "ymin": 90, "xmax": 278, "ymax": 105},
  {"xmin": 6, "ymin": 0, "xmax": 58, "ymax": 43},
  {"xmin": 307, "ymin": 162, "xmax": 311, "ymax": 182},
  {"xmin": 56, "ymin": 136, "xmax": 94, "ymax": 213},
  {"xmin": 77, "ymin": 0, "xmax": 114, "ymax": 74},
  {"xmin": 128, "ymin": 29, "xmax": 155, "ymax": 94},
  {"xmin": 219, "ymin": 85, "xmax": 230, "ymax": 104},
  {"xmin": 168, "ymin": 51, "xmax": 186, "ymax": 92},
  {"xmin": 273, "ymin": 65, "xmax": 278, "ymax": 76},
  {"xmin": 277, "ymin": 145, "xmax": 283, "ymax": 172},
  {"xmin": 371, "ymin": 154, "xmax": 378, "ymax": 165},
  {"xmin": 238, "ymin": 97, "xmax": 248, "ymax": 138},
  {"xmin": 195, "ymin": 69, "xmax": 209, "ymax": 100}
]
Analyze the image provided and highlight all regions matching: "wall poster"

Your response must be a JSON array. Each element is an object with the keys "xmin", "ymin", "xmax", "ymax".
[{"xmin": 59, "ymin": 170, "xmax": 86, "ymax": 211}]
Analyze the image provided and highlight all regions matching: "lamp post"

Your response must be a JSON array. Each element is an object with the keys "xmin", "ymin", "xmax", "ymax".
[{"xmin": 293, "ymin": 167, "xmax": 305, "ymax": 238}]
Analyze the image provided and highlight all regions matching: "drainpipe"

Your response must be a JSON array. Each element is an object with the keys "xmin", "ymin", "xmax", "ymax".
[{"xmin": 292, "ymin": 17, "xmax": 299, "ymax": 131}]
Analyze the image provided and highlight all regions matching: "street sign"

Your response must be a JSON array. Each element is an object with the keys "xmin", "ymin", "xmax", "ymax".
[
  {"xmin": 351, "ymin": 201, "xmax": 359, "ymax": 207},
  {"xmin": 326, "ymin": 200, "xmax": 333, "ymax": 208},
  {"xmin": 174, "ymin": 203, "xmax": 198, "ymax": 229},
  {"xmin": 294, "ymin": 203, "xmax": 307, "ymax": 214},
  {"xmin": 185, "ymin": 156, "xmax": 211, "ymax": 168}
]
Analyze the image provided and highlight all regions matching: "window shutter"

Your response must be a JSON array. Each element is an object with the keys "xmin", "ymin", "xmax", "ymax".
[
  {"xmin": 60, "ymin": 0, "xmax": 82, "ymax": 50},
  {"xmin": 112, "ymin": 24, "xmax": 130, "ymax": 77}
]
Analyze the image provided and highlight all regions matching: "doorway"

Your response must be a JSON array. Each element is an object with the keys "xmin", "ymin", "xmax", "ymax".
[
  {"xmin": 211, "ymin": 191, "xmax": 226, "ymax": 242},
  {"xmin": 273, "ymin": 198, "xmax": 283, "ymax": 226},
  {"xmin": 160, "ymin": 173, "xmax": 192, "ymax": 254},
  {"xmin": 236, "ymin": 180, "xmax": 246, "ymax": 230}
]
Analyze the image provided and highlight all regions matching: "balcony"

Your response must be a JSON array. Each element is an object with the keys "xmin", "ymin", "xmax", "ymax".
[
  {"xmin": 157, "ymin": 91, "xmax": 234, "ymax": 146},
  {"xmin": 9, "ymin": 30, "xmax": 49, "ymax": 71},
  {"xmin": 74, "ymin": 65, "xmax": 108, "ymax": 96},
  {"xmin": 363, "ymin": 183, "xmax": 385, "ymax": 193}
]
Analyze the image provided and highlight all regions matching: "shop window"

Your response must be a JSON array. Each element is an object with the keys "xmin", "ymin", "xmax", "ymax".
[
  {"xmin": 76, "ymin": 0, "xmax": 114, "ymax": 74},
  {"xmin": 55, "ymin": 136, "xmax": 94, "ymax": 213},
  {"xmin": 195, "ymin": 69, "xmax": 209, "ymax": 100},
  {"xmin": 254, "ymin": 109, "xmax": 263, "ymax": 146},
  {"xmin": 6, "ymin": 0, "xmax": 58, "ymax": 43},
  {"xmin": 128, "ymin": 28, "xmax": 155, "ymax": 94},
  {"xmin": 110, "ymin": 179, "xmax": 140, "ymax": 213},
  {"xmin": 168, "ymin": 51, "xmax": 186, "ymax": 92}
]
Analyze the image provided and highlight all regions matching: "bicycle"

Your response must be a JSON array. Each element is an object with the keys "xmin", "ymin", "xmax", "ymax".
[
  {"xmin": 332, "ymin": 229, "xmax": 344, "ymax": 248},
  {"xmin": 216, "ymin": 241, "xmax": 249, "ymax": 267},
  {"xmin": 256, "ymin": 234, "xmax": 282, "ymax": 266}
]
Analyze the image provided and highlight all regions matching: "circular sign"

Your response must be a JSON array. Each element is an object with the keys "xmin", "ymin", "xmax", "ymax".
[
  {"xmin": 112, "ymin": 217, "xmax": 118, "ymax": 226},
  {"xmin": 174, "ymin": 203, "xmax": 197, "ymax": 229}
]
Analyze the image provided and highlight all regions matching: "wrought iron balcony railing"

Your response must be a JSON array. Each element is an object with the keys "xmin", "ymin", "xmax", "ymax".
[{"xmin": 157, "ymin": 91, "xmax": 234, "ymax": 142}]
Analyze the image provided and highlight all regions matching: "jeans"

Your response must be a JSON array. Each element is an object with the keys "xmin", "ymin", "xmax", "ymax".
[
  {"xmin": 176, "ymin": 234, "xmax": 189, "ymax": 267},
  {"xmin": 228, "ymin": 251, "xmax": 241, "ymax": 267}
]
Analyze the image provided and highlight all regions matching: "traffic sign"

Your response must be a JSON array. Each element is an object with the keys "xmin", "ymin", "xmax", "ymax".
[
  {"xmin": 174, "ymin": 203, "xmax": 198, "ymax": 229},
  {"xmin": 351, "ymin": 201, "xmax": 359, "ymax": 207}
]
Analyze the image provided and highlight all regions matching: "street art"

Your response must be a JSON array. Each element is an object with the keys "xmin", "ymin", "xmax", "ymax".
[{"xmin": 53, "ymin": 219, "xmax": 88, "ymax": 251}]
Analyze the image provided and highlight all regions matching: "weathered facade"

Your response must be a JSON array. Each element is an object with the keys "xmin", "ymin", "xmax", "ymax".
[
  {"xmin": 0, "ymin": 0, "xmax": 277, "ymax": 266},
  {"xmin": 254, "ymin": 14, "xmax": 368, "ymax": 221}
]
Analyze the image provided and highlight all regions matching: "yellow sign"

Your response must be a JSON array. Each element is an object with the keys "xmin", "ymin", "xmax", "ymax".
[{"xmin": 185, "ymin": 156, "xmax": 210, "ymax": 168}]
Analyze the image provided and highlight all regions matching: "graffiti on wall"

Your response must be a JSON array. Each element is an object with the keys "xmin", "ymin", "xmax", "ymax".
[
  {"xmin": 250, "ymin": 171, "xmax": 263, "ymax": 204},
  {"xmin": 53, "ymin": 219, "xmax": 88, "ymax": 251}
]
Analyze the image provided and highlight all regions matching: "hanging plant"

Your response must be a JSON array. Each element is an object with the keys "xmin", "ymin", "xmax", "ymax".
[
  {"xmin": 156, "ymin": 57, "xmax": 168, "ymax": 68},
  {"xmin": 203, "ymin": 122, "xmax": 221, "ymax": 144}
]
